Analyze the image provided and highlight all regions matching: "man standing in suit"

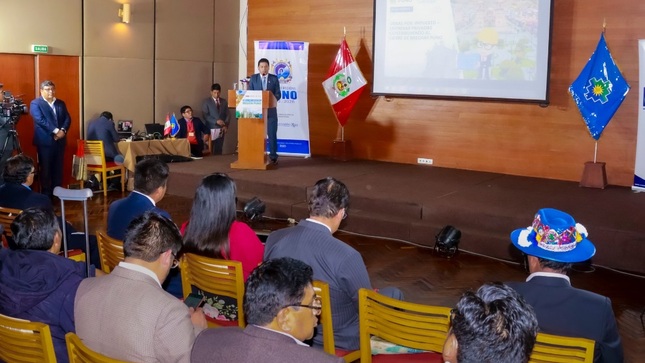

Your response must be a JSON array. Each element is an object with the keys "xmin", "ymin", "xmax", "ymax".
[
  {"xmin": 201, "ymin": 83, "xmax": 229, "ymax": 155},
  {"xmin": 86, "ymin": 111, "xmax": 124, "ymax": 163},
  {"xmin": 75, "ymin": 212, "xmax": 207, "ymax": 363},
  {"xmin": 177, "ymin": 105, "xmax": 210, "ymax": 157},
  {"xmin": 30, "ymin": 80, "xmax": 71, "ymax": 197},
  {"xmin": 107, "ymin": 158, "xmax": 171, "ymax": 241},
  {"xmin": 249, "ymin": 58, "xmax": 281, "ymax": 165},
  {"xmin": 191, "ymin": 257, "xmax": 343, "ymax": 363},
  {"xmin": 507, "ymin": 208, "xmax": 624, "ymax": 363},
  {"xmin": 264, "ymin": 177, "xmax": 403, "ymax": 351}
]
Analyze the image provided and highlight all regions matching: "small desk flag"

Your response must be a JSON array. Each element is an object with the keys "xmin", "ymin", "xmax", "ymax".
[
  {"xmin": 322, "ymin": 39, "xmax": 367, "ymax": 127},
  {"xmin": 569, "ymin": 33, "xmax": 630, "ymax": 140}
]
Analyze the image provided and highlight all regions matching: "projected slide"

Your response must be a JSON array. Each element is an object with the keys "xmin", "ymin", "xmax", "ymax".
[{"xmin": 373, "ymin": 0, "xmax": 553, "ymax": 102}]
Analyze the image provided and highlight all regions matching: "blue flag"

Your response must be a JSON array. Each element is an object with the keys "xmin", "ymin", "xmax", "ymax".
[
  {"xmin": 569, "ymin": 33, "xmax": 630, "ymax": 140},
  {"xmin": 170, "ymin": 113, "xmax": 180, "ymax": 137}
]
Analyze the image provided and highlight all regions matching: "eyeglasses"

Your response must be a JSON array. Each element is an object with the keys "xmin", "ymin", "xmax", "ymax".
[
  {"xmin": 42, "ymin": 87, "xmax": 55, "ymax": 92},
  {"xmin": 171, "ymin": 253, "xmax": 179, "ymax": 269},
  {"xmin": 450, "ymin": 308, "xmax": 457, "ymax": 325},
  {"xmin": 342, "ymin": 209, "xmax": 348, "ymax": 220},
  {"xmin": 286, "ymin": 295, "xmax": 322, "ymax": 316}
]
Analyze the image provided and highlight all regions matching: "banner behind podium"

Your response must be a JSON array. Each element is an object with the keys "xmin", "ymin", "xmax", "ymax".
[{"xmin": 255, "ymin": 40, "xmax": 311, "ymax": 157}]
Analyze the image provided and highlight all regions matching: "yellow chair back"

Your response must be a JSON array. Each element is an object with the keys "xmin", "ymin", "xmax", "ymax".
[
  {"xmin": 180, "ymin": 253, "xmax": 245, "ymax": 328},
  {"xmin": 79, "ymin": 140, "xmax": 125, "ymax": 197},
  {"xmin": 0, "ymin": 313, "xmax": 57, "ymax": 363},
  {"xmin": 66, "ymin": 332, "xmax": 130, "ymax": 363},
  {"xmin": 96, "ymin": 230, "xmax": 124, "ymax": 274},
  {"xmin": 529, "ymin": 332, "xmax": 595, "ymax": 363},
  {"xmin": 358, "ymin": 288, "xmax": 451, "ymax": 363}
]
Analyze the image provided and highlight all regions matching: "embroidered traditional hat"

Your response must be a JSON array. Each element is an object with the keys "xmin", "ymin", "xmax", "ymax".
[{"xmin": 510, "ymin": 208, "xmax": 596, "ymax": 263}]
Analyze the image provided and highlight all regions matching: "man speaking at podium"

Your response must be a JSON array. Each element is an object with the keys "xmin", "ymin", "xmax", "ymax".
[{"xmin": 249, "ymin": 58, "xmax": 281, "ymax": 165}]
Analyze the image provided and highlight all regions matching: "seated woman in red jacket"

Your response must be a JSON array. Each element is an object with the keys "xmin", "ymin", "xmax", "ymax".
[{"xmin": 180, "ymin": 173, "xmax": 264, "ymax": 321}]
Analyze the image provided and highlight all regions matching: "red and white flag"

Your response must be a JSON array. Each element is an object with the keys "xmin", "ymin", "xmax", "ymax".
[
  {"xmin": 322, "ymin": 39, "xmax": 367, "ymax": 127},
  {"xmin": 163, "ymin": 113, "xmax": 171, "ymax": 137}
]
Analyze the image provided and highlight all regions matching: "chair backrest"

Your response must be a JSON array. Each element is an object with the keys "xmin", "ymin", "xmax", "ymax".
[
  {"xmin": 0, "ymin": 313, "xmax": 57, "ymax": 363},
  {"xmin": 358, "ymin": 288, "xmax": 451, "ymax": 363},
  {"xmin": 179, "ymin": 253, "xmax": 245, "ymax": 327},
  {"xmin": 529, "ymin": 332, "xmax": 595, "ymax": 363},
  {"xmin": 313, "ymin": 280, "xmax": 335, "ymax": 355},
  {"xmin": 66, "ymin": 332, "xmax": 130, "ymax": 363},
  {"xmin": 96, "ymin": 230, "xmax": 124, "ymax": 274},
  {"xmin": 0, "ymin": 206, "xmax": 22, "ymax": 239},
  {"xmin": 81, "ymin": 140, "xmax": 107, "ymax": 166}
]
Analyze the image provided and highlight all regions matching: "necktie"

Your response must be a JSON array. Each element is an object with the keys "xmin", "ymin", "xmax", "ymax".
[
  {"xmin": 262, "ymin": 76, "xmax": 267, "ymax": 90},
  {"xmin": 216, "ymin": 98, "xmax": 220, "ymax": 111}
]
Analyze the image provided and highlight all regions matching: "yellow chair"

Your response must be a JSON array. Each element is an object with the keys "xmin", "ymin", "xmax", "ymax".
[
  {"xmin": 0, "ymin": 313, "xmax": 57, "ymax": 363},
  {"xmin": 180, "ymin": 253, "xmax": 245, "ymax": 328},
  {"xmin": 313, "ymin": 280, "xmax": 360, "ymax": 362},
  {"xmin": 529, "ymin": 332, "xmax": 595, "ymax": 363},
  {"xmin": 0, "ymin": 206, "xmax": 21, "ymax": 248},
  {"xmin": 358, "ymin": 288, "xmax": 451, "ymax": 363},
  {"xmin": 66, "ymin": 332, "xmax": 130, "ymax": 363},
  {"xmin": 79, "ymin": 140, "xmax": 125, "ymax": 197},
  {"xmin": 96, "ymin": 230, "xmax": 124, "ymax": 273}
]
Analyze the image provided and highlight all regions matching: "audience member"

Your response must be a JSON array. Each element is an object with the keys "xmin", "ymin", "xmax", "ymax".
[
  {"xmin": 86, "ymin": 111, "xmax": 124, "ymax": 163},
  {"xmin": 181, "ymin": 173, "xmax": 264, "ymax": 321},
  {"xmin": 201, "ymin": 83, "xmax": 229, "ymax": 155},
  {"xmin": 190, "ymin": 257, "xmax": 343, "ymax": 363},
  {"xmin": 264, "ymin": 177, "xmax": 403, "ymax": 351},
  {"xmin": 0, "ymin": 154, "xmax": 100, "ymax": 267},
  {"xmin": 507, "ymin": 208, "xmax": 624, "ymax": 363},
  {"xmin": 75, "ymin": 212, "xmax": 207, "ymax": 363},
  {"xmin": 442, "ymin": 282, "xmax": 538, "ymax": 363},
  {"xmin": 0, "ymin": 208, "xmax": 98, "ymax": 363},
  {"xmin": 177, "ymin": 105, "xmax": 210, "ymax": 157},
  {"xmin": 107, "ymin": 158, "xmax": 171, "ymax": 240}
]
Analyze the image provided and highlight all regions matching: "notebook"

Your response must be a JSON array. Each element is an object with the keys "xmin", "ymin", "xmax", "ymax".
[{"xmin": 145, "ymin": 123, "xmax": 164, "ymax": 136}]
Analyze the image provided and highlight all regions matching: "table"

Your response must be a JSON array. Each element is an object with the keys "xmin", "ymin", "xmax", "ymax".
[{"xmin": 117, "ymin": 139, "xmax": 190, "ymax": 172}]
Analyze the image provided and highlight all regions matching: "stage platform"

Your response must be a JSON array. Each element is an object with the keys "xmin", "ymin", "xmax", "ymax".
[{"xmin": 166, "ymin": 155, "xmax": 645, "ymax": 274}]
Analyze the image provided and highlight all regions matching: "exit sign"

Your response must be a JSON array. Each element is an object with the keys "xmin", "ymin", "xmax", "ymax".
[{"xmin": 31, "ymin": 45, "xmax": 49, "ymax": 53}]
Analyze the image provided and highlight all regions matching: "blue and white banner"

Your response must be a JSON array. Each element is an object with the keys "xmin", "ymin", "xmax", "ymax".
[
  {"xmin": 633, "ymin": 40, "xmax": 645, "ymax": 191},
  {"xmin": 255, "ymin": 40, "xmax": 310, "ymax": 157}
]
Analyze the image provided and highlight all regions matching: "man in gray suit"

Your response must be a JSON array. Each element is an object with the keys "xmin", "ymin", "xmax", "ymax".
[
  {"xmin": 74, "ymin": 212, "xmax": 207, "ymax": 363},
  {"xmin": 191, "ymin": 257, "xmax": 343, "ymax": 363},
  {"xmin": 201, "ymin": 83, "xmax": 229, "ymax": 155}
]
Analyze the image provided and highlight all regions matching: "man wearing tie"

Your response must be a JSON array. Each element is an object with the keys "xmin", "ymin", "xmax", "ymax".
[
  {"xmin": 249, "ymin": 58, "xmax": 281, "ymax": 165},
  {"xmin": 29, "ymin": 80, "xmax": 71, "ymax": 197},
  {"xmin": 201, "ymin": 83, "xmax": 229, "ymax": 155}
]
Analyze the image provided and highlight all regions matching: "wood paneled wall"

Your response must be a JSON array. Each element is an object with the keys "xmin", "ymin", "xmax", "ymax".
[{"xmin": 248, "ymin": 0, "xmax": 644, "ymax": 186}]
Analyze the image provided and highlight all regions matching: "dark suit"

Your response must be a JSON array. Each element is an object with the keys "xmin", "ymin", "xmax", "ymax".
[
  {"xmin": 201, "ymin": 96, "xmax": 229, "ymax": 155},
  {"xmin": 87, "ymin": 115, "xmax": 120, "ymax": 160},
  {"xmin": 107, "ymin": 192, "xmax": 171, "ymax": 241},
  {"xmin": 190, "ymin": 325, "xmax": 343, "ymax": 363},
  {"xmin": 249, "ymin": 73, "xmax": 281, "ymax": 161},
  {"xmin": 507, "ymin": 275, "xmax": 624, "ymax": 363},
  {"xmin": 177, "ymin": 117, "xmax": 210, "ymax": 157},
  {"xmin": 30, "ymin": 97, "xmax": 71, "ymax": 197}
]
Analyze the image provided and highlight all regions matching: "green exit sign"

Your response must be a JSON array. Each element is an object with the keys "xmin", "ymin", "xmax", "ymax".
[{"xmin": 31, "ymin": 45, "xmax": 49, "ymax": 53}]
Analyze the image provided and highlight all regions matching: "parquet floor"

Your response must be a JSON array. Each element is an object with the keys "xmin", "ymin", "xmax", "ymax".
[{"xmin": 59, "ymin": 191, "xmax": 645, "ymax": 362}]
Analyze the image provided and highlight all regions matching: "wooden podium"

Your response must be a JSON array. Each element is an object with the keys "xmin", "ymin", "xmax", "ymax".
[{"xmin": 228, "ymin": 90, "xmax": 277, "ymax": 170}]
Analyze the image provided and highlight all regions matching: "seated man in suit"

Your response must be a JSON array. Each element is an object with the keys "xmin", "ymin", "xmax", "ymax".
[
  {"xmin": 75, "ymin": 212, "xmax": 207, "ymax": 363},
  {"xmin": 191, "ymin": 257, "xmax": 343, "ymax": 363},
  {"xmin": 177, "ymin": 105, "xmax": 210, "ymax": 157},
  {"xmin": 86, "ymin": 111, "xmax": 124, "ymax": 163},
  {"xmin": 0, "ymin": 154, "xmax": 100, "ymax": 267},
  {"xmin": 0, "ymin": 208, "xmax": 99, "ymax": 363},
  {"xmin": 442, "ymin": 282, "xmax": 538, "ymax": 363},
  {"xmin": 264, "ymin": 177, "xmax": 403, "ymax": 351},
  {"xmin": 107, "ymin": 158, "xmax": 171, "ymax": 241},
  {"xmin": 507, "ymin": 208, "xmax": 624, "ymax": 363}
]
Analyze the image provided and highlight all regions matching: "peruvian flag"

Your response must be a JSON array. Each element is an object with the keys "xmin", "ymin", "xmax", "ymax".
[
  {"xmin": 163, "ymin": 113, "xmax": 172, "ymax": 137},
  {"xmin": 322, "ymin": 38, "xmax": 367, "ymax": 127}
]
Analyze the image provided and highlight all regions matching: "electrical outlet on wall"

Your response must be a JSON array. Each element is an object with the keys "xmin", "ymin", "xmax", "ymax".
[{"xmin": 417, "ymin": 158, "xmax": 433, "ymax": 165}]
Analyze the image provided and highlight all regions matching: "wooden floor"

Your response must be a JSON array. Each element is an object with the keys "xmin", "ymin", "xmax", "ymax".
[{"xmin": 59, "ymin": 190, "xmax": 645, "ymax": 362}]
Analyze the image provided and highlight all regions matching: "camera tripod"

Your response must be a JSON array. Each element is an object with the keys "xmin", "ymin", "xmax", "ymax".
[{"xmin": 0, "ymin": 118, "xmax": 23, "ymax": 163}]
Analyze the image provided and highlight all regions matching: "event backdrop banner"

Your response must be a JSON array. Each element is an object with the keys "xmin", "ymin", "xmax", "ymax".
[
  {"xmin": 633, "ymin": 39, "xmax": 645, "ymax": 191},
  {"xmin": 255, "ymin": 40, "xmax": 311, "ymax": 157}
]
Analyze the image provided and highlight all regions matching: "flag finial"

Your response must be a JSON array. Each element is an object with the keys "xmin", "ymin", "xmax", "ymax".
[
  {"xmin": 602, "ymin": 18, "xmax": 606, "ymax": 33},
  {"xmin": 343, "ymin": 27, "xmax": 346, "ymax": 37}
]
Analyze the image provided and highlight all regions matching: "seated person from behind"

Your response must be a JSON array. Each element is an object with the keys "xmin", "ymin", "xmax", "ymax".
[
  {"xmin": 264, "ymin": 177, "xmax": 403, "ymax": 351},
  {"xmin": 0, "ymin": 154, "xmax": 100, "ymax": 267},
  {"xmin": 86, "ymin": 111, "xmax": 124, "ymax": 163},
  {"xmin": 177, "ymin": 105, "xmax": 210, "ymax": 157},
  {"xmin": 0, "ymin": 208, "xmax": 99, "ymax": 363},
  {"xmin": 75, "ymin": 212, "xmax": 207, "ymax": 363},
  {"xmin": 191, "ymin": 257, "xmax": 343, "ymax": 363},
  {"xmin": 442, "ymin": 282, "xmax": 538, "ymax": 363},
  {"xmin": 507, "ymin": 208, "xmax": 624, "ymax": 363},
  {"xmin": 181, "ymin": 173, "xmax": 264, "ymax": 321}
]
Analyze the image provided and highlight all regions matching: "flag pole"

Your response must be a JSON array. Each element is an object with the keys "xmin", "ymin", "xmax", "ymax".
[
  {"xmin": 594, "ymin": 141, "xmax": 598, "ymax": 163},
  {"xmin": 339, "ymin": 26, "xmax": 346, "ymax": 142}
]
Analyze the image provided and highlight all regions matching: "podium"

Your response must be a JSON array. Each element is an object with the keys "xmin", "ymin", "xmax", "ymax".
[{"xmin": 228, "ymin": 90, "xmax": 277, "ymax": 170}]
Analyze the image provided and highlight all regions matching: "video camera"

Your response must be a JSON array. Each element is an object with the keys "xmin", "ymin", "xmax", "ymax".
[{"xmin": 1, "ymin": 90, "xmax": 29, "ymax": 127}]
